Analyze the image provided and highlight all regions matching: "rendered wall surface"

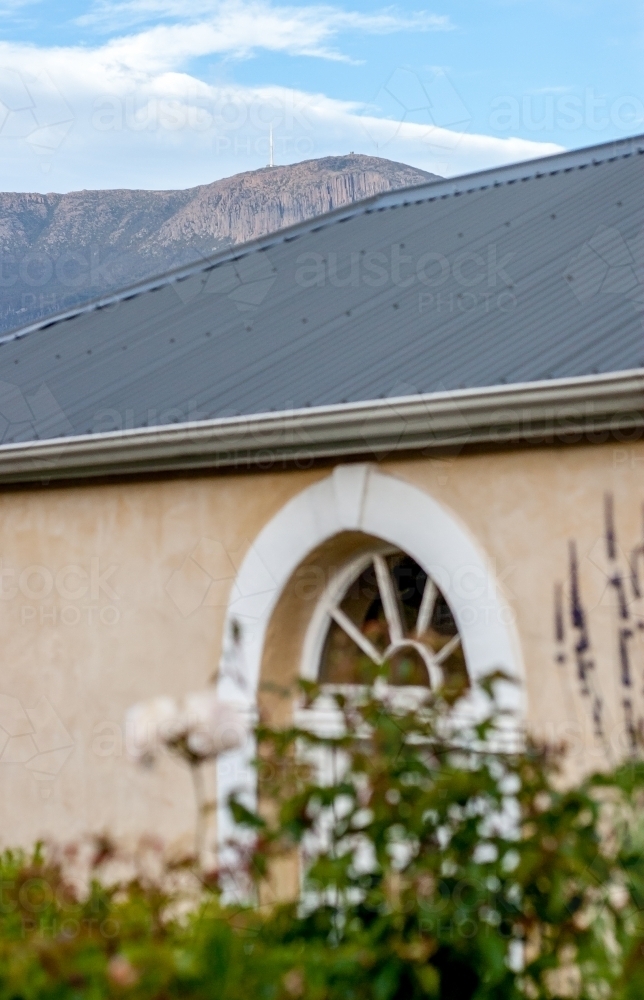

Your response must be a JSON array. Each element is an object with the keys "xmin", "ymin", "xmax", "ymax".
[{"xmin": 0, "ymin": 437, "xmax": 639, "ymax": 848}]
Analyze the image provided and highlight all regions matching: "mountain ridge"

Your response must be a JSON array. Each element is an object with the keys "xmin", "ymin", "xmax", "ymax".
[{"xmin": 0, "ymin": 154, "xmax": 438, "ymax": 334}]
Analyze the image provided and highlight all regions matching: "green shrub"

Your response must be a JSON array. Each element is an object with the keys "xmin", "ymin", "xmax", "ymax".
[{"xmin": 3, "ymin": 675, "xmax": 644, "ymax": 999}]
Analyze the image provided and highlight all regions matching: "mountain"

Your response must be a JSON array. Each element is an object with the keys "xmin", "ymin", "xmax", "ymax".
[{"xmin": 0, "ymin": 154, "xmax": 438, "ymax": 335}]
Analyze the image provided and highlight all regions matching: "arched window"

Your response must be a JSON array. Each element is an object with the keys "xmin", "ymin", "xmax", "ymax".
[
  {"xmin": 318, "ymin": 547, "xmax": 467, "ymax": 695},
  {"xmin": 216, "ymin": 465, "xmax": 523, "ymax": 864}
]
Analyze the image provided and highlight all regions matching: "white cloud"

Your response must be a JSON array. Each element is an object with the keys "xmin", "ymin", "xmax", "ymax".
[
  {"xmin": 0, "ymin": 0, "xmax": 42, "ymax": 13},
  {"xmin": 0, "ymin": 4, "xmax": 562, "ymax": 191},
  {"xmin": 76, "ymin": 0, "xmax": 453, "ymax": 63},
  {"xmin": 0, "ymin": 2, "xmax": 452, "ymax": 75}
]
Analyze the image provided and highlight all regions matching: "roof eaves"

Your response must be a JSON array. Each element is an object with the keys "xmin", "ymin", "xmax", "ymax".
[{"xmin": 0, "ymin": 369, "xmax": 641, "ymax": 484}]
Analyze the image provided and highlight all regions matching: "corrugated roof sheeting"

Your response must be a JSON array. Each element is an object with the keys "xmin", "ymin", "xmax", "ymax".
[{"xmin": 1, "ymin": 136, "xmax": 644, "ymax": 442}]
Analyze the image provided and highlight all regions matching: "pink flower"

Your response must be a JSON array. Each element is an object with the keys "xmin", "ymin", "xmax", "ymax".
[{"xmin": 107, "ymin": 955, "xmax": 139, "ymax": 988}]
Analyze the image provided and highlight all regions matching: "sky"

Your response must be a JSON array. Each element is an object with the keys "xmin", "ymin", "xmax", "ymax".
[{"xmin": 0, "ymin": 0, "xmax": 642, "ymax": 192}]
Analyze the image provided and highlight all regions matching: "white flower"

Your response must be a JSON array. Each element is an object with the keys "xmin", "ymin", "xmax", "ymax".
[
  {"xmin": 608, "ymin": 882, "xmax": 629, "ymax": 911},
  {"xmin": 182, "ymin": 691, "xmax": 248, "ymax": 760},
  {"xmin": 125, "ymin": 690, "xmax": 249, "ymax": 766},
  {"xmin": 125, "ymin": 696, "xmax": 178, "ymax": 763}
]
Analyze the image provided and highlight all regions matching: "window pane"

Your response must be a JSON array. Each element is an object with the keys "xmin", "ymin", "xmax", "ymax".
[
  {"xmin": 317, "ymin": 549, "xmax": 467, "ymax": 690},
  {"xmin": 318, "ymin": 620, "xmax": 375, "ymax": 684}
]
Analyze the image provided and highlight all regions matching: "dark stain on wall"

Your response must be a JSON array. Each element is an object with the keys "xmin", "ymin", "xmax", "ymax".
[{"xmin": 554, "ymin": 492, "xmax": 644, "ymax": 750}]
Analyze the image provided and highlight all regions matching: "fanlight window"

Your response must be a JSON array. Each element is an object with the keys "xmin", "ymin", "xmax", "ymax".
[{"xmin": 318, "ymin": 550, "xmax": 467, "ymax": 693}]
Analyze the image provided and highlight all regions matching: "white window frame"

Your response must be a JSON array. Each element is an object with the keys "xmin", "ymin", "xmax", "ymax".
[
  {"xmin": 216, "ymin": 464, "xmax": 525, "ymax": 866},
  {"xmin": 301, "ymin": 543, "xmax": 462, "ymax": 694}
]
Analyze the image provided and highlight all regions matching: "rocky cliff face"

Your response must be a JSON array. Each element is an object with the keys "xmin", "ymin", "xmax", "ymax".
[{"xmin": 0, "ymin": 154, "xmax": 437, "ymax": 334}]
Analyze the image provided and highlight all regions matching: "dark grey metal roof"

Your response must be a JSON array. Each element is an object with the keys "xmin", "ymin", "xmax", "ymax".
[{"xmin": 2, "ymin": 133, "xmax": 644, "ymax": 444}]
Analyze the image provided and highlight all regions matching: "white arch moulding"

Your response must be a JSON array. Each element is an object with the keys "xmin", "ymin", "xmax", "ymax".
[{"xmin": 216, "ymin": 463, "xmax": 525, "ymax": 857}]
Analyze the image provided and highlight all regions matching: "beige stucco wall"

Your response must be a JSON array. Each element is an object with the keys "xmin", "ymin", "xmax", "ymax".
[{"xmin": 0, "ymin": 436, "xmax": 640, "ymax": 849}]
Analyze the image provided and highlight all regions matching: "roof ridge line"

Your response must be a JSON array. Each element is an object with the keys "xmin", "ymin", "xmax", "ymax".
[{"xmin": 2, "ymin": 131, "xmax": 643, "ymax": 348}]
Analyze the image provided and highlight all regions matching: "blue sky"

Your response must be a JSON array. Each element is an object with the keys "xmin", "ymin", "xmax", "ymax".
[{"xmin": 0, "ymin": 0, "xmax": 642, "ymax": 191}]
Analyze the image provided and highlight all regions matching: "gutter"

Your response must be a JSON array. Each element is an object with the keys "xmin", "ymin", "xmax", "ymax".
[{"xmin": 0, "ymin": 369, "xmax": 643, "ymax": 485}]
